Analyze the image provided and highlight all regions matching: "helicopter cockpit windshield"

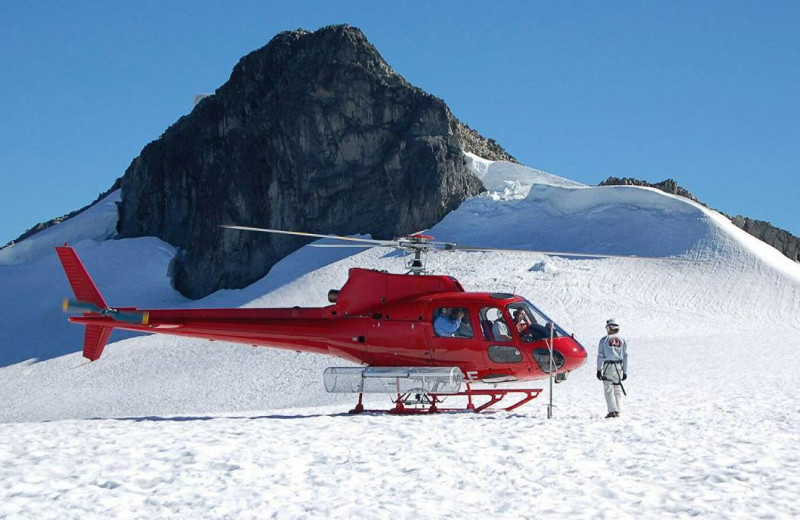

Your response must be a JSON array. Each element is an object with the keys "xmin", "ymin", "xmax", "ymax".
[{"xmin": 507, "ymin": 300, "xmax": 568, "ymax": 342}]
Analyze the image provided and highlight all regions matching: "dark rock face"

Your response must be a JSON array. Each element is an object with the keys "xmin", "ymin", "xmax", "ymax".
[
  {"xmin": 600, "ymin": 176, "xmax": 800, "ymax": 263},
  {"xmin": 730, "ymin": 216, "xmax": 800, "ymax": 262},
  {"xmin": 456, "ymin": 123, "xmax": 517, "ymax": 163},
  {"xmin": 117, "ymin": 25, "xmax": 491, "ymax": 298},
  {"xmin": 600, "ymin": 176, "xmax": 700, "ymax": 203}
]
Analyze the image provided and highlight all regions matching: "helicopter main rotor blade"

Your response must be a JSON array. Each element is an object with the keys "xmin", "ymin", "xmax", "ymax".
[
  {"xmin": 222, "ymin": 225, "xmax": 698, "ymax": 263},
  {"xmin": 436, "ymin": 243, "xmax": 697, "ymax": 261},
  {"xmin": 308, "ymin": 244, "xmax": 377, "ymax": 248},
  {"xmin": 221, "ymin": 225, "xmax": 396, "ymax": 246}
]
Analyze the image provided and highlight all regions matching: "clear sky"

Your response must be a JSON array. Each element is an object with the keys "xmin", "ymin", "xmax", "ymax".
[{"xmin": 1, "ymin": 1, "xmax": 798, "ymax": 246}]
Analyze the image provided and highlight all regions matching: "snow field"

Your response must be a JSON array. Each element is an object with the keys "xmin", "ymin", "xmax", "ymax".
[
  {"xmin": 2, "ymin": 333, "xmax": 799, "ymax": 520},
  {"xmin": 1, "ymin": 157, "xmax": 800, "ymax": 517}
]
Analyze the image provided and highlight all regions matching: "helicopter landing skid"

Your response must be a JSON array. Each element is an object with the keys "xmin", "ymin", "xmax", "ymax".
[{"xmin": 349, "ymin": 384, "xmax": 543, "ymax": 414}]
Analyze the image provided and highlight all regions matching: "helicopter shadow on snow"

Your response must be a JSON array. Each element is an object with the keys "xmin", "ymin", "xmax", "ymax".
[
  {"xmin": 94, "ymin": 413, "xmax": 355, "ymax": 422},
  {"xmin": 94, "ymin": 412, "xmax": 388, "ymax": 423},
  {"xmin": 88, "ymin": 410, "xmax": 536, "ymax": 423}
]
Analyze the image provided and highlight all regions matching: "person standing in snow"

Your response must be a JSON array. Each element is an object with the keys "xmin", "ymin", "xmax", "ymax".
[{"xmin": 596, "ymin": 318, "xmax": 628, "ymax": 418}]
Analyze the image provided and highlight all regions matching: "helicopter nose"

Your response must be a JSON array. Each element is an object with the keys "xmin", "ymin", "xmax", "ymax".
[
  {"xmin": 563, "ymin": 337, "xmax": 587, "ymax": 371},
  {"xmin": 532, "ymin": 337, "xmax": 587, "ymax": 375}
]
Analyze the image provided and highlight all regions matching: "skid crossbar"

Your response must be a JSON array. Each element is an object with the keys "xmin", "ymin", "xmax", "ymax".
[{"xmin": 349, "ymin": 385, "xmax": 543, "ymax": 414}]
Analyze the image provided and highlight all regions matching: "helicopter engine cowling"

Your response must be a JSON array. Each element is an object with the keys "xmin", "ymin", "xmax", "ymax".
[{"xmin": 333, "ymin": 268, "xmax": 464, "ymax": 316}]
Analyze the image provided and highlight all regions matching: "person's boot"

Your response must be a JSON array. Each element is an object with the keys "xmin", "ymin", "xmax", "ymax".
[
  {"xmin": 613, "ymin": 411, "xmax": 620, "ymax": 417},
  {"xmin": 605, "ymin": 412, "xmax": 616, "ymax": 418}
]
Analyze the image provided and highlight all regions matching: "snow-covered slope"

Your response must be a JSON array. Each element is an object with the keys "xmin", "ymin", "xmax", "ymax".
[
  {"xmin": 1, "ymin": 158, "xmax": 798, "ymax": 421},
  {"xmin": 1, "ymin": 157, "xmax": 799, "ymax": 518}
]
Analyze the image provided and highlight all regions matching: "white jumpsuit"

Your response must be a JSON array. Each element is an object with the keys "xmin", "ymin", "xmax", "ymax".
[{"xmin": 597, "ymin": 334, "xmax": 628, "ymax": 414}]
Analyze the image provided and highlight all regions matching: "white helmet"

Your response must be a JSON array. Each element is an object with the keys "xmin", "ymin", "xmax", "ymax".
[{"xmin": 606, "ymin": 318, "xmax": 619, "ymax": 328}]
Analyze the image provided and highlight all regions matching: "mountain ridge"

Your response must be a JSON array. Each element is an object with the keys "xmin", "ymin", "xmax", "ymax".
[
  {"xmin": 600, "ymin": 176, "xmax": 799, "ymax": 262},
  {"xmin": 2, "ymin": 25, "xmax": 795, "ymax": 276}
]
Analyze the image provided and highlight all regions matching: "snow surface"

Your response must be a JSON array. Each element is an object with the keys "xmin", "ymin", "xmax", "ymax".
[{"xmin": 1, "ymin": 157, "xmax": 799, "ymax": 518}]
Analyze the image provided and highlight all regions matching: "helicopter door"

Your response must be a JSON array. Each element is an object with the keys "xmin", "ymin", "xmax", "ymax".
[
  {"xmin": 479, "ymin": 307, "xmax": 514, "ymax": 343},
  {"xmin": 478, "ymin": 306, "xmax": 536, "ymax": 378},
  {"xmin": 428, "ymin": 306, "xmax": 485, "ymax": 373}
]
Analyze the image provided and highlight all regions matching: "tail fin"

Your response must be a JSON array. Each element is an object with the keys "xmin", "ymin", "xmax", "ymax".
[
  {"xmin": 56, "ymin": 246, "xmax": 108, "ymax": 310},
  {"xmin": 56, "ymin": 245, "xmax": 113, "ymax": 361},
  {"xmin": 83, "ymin": 325, "xmax": 113, "ymax": 361}
]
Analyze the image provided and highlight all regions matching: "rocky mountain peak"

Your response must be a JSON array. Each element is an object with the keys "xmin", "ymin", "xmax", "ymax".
[{"xmin": 116, "ymin": 25, "xmax": 509, "ymax": 298}]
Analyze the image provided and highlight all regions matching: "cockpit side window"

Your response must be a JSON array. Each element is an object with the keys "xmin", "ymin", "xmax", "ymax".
[
  {"xmin": 479, "ymin": 307, "xmax": 513, "ymax": 342},
  {"xmin": 432, "ymin": 307, "xmax": 473, "ymax": 338},
  {"xmin": 508, "ymin": 301, "xmax": 565, "ymax": 342}
]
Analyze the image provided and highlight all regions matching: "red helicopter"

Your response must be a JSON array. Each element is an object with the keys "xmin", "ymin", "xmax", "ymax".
[{"xmin": 56, "ymin": 227, "xmax": 633, "ymax": 414}]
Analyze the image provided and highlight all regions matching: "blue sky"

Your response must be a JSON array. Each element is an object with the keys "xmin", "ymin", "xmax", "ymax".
[{"xmin": 1, "ymin": 1, "xmax": 798, "ymax": 246}]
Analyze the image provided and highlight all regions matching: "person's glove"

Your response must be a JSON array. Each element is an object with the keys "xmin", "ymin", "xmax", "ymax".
[
  {"xmin": 622, "ymin": 373, "xmax": 627, "ymax": 381},
  {"xmin": 596, "ymin": 370, "xmax": 602, "ymax": 380}
]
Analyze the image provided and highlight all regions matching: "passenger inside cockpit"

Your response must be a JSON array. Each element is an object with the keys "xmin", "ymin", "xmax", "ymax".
[
  {"xmin": 433, "ymin": 307, "xmax": 472, "ymax": 338},
  {"xmin": 477, "ymin": 307, "xmax": 512, "ymax": 342}
]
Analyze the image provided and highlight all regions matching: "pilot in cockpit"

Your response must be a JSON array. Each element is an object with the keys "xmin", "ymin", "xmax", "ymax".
[
  {"xmin": 513, "ymin": 309, "xmax": 531, "ymax": 331},
  {"xmin": 514, "ymin": 309, "xmax": 551, "ymax": 341}
]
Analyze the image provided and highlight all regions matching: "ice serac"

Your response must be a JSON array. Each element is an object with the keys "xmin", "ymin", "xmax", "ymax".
[{"xmin": 116, "ymin": 25, "xmax": 505, "ymax": 298}]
